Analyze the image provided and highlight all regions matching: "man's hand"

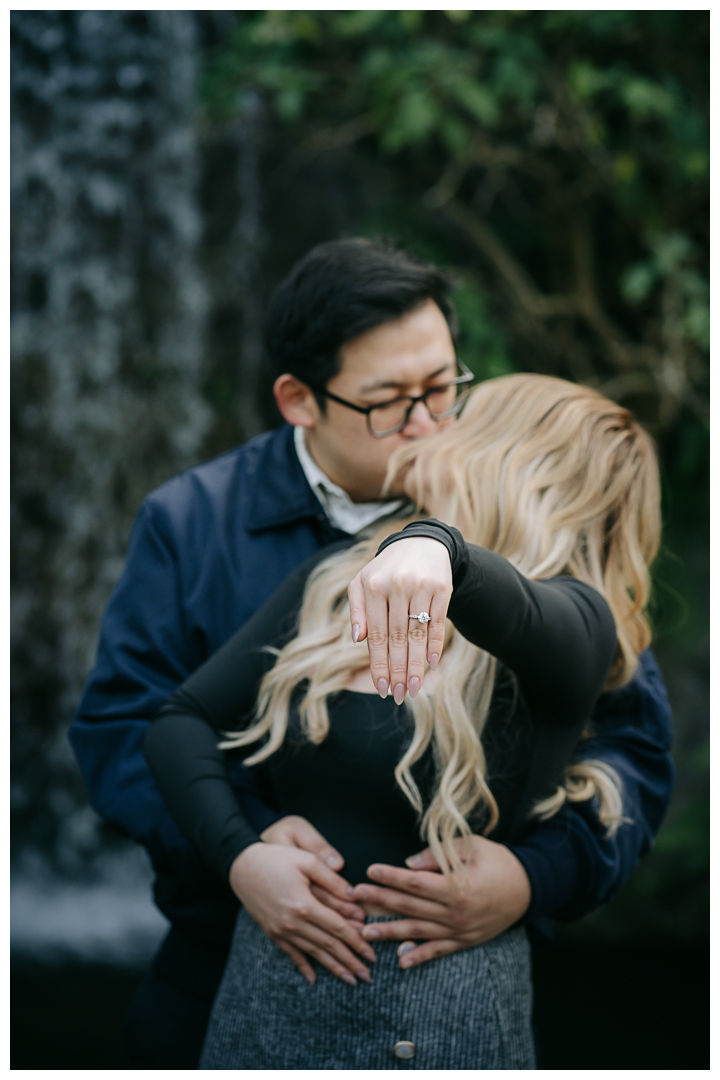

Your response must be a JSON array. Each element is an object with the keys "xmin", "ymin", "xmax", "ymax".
[
  {"xmin": 229, "ymin": 842, "xmax": 375, "ymax": 986},
  {"xmin": 350, "ymin": 835, "xmax": 531, "ymax": 968},
  {"xmin": 347, "ymin": 536, "xmax": 452, "ymax": 704}
]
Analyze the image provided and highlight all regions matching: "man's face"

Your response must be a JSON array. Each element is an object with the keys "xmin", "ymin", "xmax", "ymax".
[{"xmin": 305, "ymin": 299, "xmax": 458, "ymax": 502}]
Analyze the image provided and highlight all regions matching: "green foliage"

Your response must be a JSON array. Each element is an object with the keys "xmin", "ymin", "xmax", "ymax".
[
  {"xmin": 202, "ymin": 11, "xmax": 708, "ymax": 439},
  {"xmin": 451, "ymin": 278, "xmax": 516, "ymax": 382}
]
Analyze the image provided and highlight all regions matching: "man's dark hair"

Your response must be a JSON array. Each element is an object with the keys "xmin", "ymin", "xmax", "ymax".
[{"xmin": 266, "ymin": 238, "xmax": 458, "ymax": 391}]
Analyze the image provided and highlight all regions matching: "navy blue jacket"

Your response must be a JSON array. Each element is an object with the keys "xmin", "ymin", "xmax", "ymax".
[{"xmin": 70, "ymin": 423, "xmax": 674, "ymax": 948}]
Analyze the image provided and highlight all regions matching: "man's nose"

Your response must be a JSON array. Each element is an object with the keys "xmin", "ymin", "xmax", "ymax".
[{"xmin": 402, "ymin": 399, "xmax": 436, "ymax": 437}]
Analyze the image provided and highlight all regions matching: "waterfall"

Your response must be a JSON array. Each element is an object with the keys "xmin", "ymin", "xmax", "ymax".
[
  {"xmin": 232, "ymin": 89, "xmax": 266, "ymax": 438},
  {"xmin": 11, "ymin": 10, "xmax": 211, "ymax": 875}
]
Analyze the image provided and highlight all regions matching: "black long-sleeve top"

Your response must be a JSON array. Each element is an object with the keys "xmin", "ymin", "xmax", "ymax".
[{"xmin": 144, "ymin": 520, "xmax": 617, "ymax": 887}]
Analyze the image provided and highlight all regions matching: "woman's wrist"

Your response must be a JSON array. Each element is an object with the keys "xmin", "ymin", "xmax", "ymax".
[
  {"xmin": 223, "ymin": 837, "xmax": 263, "ymax": 886},
  {"xmin": 376, "ymin": 519, "xmax": 469, "ymax": 587}
]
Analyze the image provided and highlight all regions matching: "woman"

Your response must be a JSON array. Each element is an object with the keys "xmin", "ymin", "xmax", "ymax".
[{"xmin": 144, "ymin": 374, "xmax": 660, "ymax": 1069}]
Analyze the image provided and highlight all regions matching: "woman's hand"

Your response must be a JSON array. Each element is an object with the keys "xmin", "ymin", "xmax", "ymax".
[
  {"xmin": 261, "ymin": 815, "xmax": 367, "ymax": 922},
  {"xmin": 347, "ymin": 537, "xmax": 452, "ymax": 703},
  {"xmin": 229, "ymin": 842, "xmax": 376, "ymax": 987},
  {"xmin": 349, "ymin": 836, "xmax": 531, "ymax": 967}
]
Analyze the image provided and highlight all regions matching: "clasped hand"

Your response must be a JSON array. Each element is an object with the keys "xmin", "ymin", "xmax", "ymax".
[
  {"xmin": 231, "ymin": 825, "xmax": 530, "ymax": 982},
  {"xmin": 351, "ymin": 836, "xmax": 532, "ymax": 967},
  {"xmin": 229, "ymin": 816, "xmax": 374, "ymax": 986}
]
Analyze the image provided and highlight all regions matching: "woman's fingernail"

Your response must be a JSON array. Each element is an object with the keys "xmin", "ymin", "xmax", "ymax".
[
  {"xmin": 393, "ymin": 683, "xmax": 405, "ymax": 705},
  {"xmin": 341, "ymin": 972, "xmax": 358, "ymax": 987},
  {"xmin": 347, "ymin": 886, "xmax": 355, "ymax": 898},
  {"xmin": 326, "ymin": 854, "xmax": 343, "ymax": 869},
  {"xmin": 397, "ymin": 941, "xmax": 416, "ymax": 958},
  {"xmin": 357, "ymin": 970, "xmax": 373, "ymax": 984},
  {"xmin": 400, "ymin": 956, "xmax": 415, "ymax": 968},
  {"xmin": 352, "ymin": 624, "xmax": 360, "ymax": 643},
  {"xmin": 377, "ymin": 678, "xmax": 388, "ymax": 698},
  {"xmin": 429, "ymin": 653, "xmax": 439, "ymax": 669},
  {"xmin": 305, "ymin": 973, "xmax": 316, "ymax": 985},
  {"xmin": 405, "ymin": 854, "xmax": 423, "ymax": 868},
  {"xmin": 361, "ymin": 950, "xmax": 376, "ymax": 962},
  {"xmin": 363, "ymin": 927, "xmax": 379, "ymax": 940},
  {"xmin": 408, "ymin": 676, "xmax": 420, "ymax": 698}
]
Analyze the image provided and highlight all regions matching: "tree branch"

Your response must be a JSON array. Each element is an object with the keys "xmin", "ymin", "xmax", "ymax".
[{"xmin": 442, "ymin": 199, "xmax": 582, "ymax": 319}]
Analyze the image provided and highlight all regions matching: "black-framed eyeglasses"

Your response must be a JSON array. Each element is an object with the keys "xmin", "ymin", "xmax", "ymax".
[{"xmin": 311, "ymin": 359, "xmax": 475, "ymax": 438}]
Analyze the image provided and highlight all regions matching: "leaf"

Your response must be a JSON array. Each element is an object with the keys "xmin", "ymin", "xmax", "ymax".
[
  {"xmin": 251, "ymin": 12, "xmax": 295, "ymax": 46},
  {"xmin": 448, "ymin": 75, "xmax": 499, "ymax": 126},
  {"xmin": 276, "ymin": 88, "xmax": 304, "ymax": 122},
  {"xmin": 335, "ymin": 11, "xmax": 387, "ymax": 38},
  {"xmin": 614, "ymin": 153, "xmax": 638, "ymax": 183},
  {"xmin": 568, "ymin": 60, "xmax": 615, "ymax": 102},
  {"xmin": 621, "ymin": 76, "xmax": 676, "ymax": 120},
  {"xmin": 682, "ymin": 149, "xmax": 709, "ymax": 180},
  {"xmin": 441, "ymin": 115, "xmax": 470, "ymax": 155},
  {"xmin": 399, "ymin": 11, "xmax": 423, "ymax": 33},
  {"xmin": 361, "ymin": 46, "xmax": 394, "ymax": 80},
  {"xmin": 292, "ymin": 14, "xmax": 322, "ymax": 43},
  {"xmin": 621, "ymin": 262, "xmax": 658, "ymax": 304},
  {"xmin": 493, "ymin": 54, "xmax": 538, "ymax": 107},
  {"xmin": 651, "ymin": 231, "xmax": 693, "ymax": 274},
  {"xmin": 685, "ymin": 300, "xmax": 710, "ymax": 350},
  {"xmin": 382, "ymin": 86, "xmax": 440, "ymax": 152}
]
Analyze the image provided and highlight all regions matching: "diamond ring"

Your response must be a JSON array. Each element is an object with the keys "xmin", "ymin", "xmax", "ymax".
[{"xmin": 408, "ymin": 612, "xmax": 430, "ymax": 624}]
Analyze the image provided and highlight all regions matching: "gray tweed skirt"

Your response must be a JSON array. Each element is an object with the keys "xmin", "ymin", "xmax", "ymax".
[{"xmin": 200, "ymin": 909, "xmax": 536, "ymax": 1070}]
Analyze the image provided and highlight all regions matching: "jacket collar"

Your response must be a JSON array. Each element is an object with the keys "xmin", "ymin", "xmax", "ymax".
[{"xmin": 244, "ymin": 423, "xmax": 329, "ymax": 533}]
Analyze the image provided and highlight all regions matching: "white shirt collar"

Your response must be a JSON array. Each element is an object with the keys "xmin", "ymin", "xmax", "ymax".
[{"xmin": 293, "ymin": 425, "xmax": 409, "ymax": 537}]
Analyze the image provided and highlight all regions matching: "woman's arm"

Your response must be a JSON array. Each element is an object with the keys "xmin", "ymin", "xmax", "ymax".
[
  {"xmin": 143, "ymin": 542, "xmax": 378, "ymax": 986},
  {"xmin": 144, "ymin": 546, "xmax": 335, "ymax": 876},
  {"xmin": 349, "ymin": 518, "xmax": 617, "ymax": 723}
]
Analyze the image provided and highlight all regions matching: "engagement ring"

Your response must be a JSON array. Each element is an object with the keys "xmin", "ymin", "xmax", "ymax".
[{"xmin": 409, "ymin": 612, "xmax": 431, "ymax": 624}]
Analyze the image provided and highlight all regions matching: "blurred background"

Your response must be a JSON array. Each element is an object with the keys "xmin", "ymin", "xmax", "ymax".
[{"xmin": 11, "ymin": 10, "xmax": 708, "ymax": 1069}]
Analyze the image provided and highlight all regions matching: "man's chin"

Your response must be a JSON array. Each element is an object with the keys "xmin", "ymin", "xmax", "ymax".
[{"xmin": 382, "ymin": 481, "xmax": 410, "ymax": 500}]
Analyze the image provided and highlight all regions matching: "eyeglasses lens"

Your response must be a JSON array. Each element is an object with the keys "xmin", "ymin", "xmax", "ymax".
[{"xmin": 368, "ymin": 383, "xmax": 468, "ymax": 437}]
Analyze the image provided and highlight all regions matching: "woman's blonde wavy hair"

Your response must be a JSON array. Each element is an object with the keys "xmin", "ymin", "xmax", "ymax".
[{"xmin": 222, "ymin": 374, "xmax": 661, "ymax": 874}]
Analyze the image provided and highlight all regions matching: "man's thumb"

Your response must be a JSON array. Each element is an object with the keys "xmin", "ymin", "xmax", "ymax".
[{"xmin": 405, "ymin": 847, "xmax": 440, "ymax": 871}]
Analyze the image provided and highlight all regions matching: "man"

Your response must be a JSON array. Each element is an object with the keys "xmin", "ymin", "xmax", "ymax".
[{"xmin": 70, "ymin": 238, "xmax": 673, "ymax": 1067}]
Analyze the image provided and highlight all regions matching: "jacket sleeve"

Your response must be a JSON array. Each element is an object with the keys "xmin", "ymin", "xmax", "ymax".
[
  {"xmin": 507, "ymin": 648, "xmax": 674, "ymax": 922},
  {"xmin": 68, "ymin": 498, "xmax": 281, "ymax": 873}
]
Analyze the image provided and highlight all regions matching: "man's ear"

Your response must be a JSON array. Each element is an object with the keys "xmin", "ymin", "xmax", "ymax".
[{"xmin": 273, "ymin": 374, "xmax": 322, "ymax": 429}]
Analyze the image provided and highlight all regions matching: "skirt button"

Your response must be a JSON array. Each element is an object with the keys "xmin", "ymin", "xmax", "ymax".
[{"xmin": 392, "ymin": 1041, "xmax": 416, "ymax": 1060}]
